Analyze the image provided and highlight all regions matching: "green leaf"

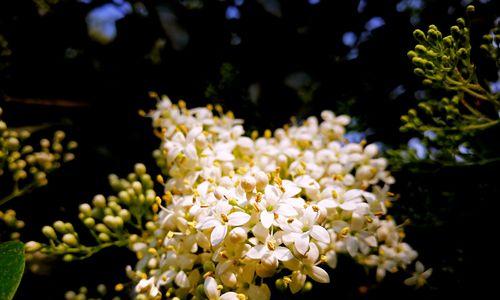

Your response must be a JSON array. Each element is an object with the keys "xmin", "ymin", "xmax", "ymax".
[{"xmin": 0, "ymin": 241, "xmax": 25, "ymax": 300}]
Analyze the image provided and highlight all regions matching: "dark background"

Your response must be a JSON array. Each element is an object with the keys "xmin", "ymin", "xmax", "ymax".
[{"xmin": 1, "ymin": 0, "xmax": 499, "ymax": 299}]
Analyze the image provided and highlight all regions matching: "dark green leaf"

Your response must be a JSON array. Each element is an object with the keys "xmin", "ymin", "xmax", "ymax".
[{"xmin": 0, "ymin": 241, "xmax": 25, "ymax": 300}]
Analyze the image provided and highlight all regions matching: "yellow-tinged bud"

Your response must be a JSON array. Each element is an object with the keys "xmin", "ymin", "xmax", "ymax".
[
  {"xmin": 115, "ymin": 283, "xmax": 124, "ymax": 292},
  {"xmin": 25, "ymin": 241, "xmax": 42, "ymax": 252},
  {"xmin": 42, "ymin": 226, "xmax": 57, "ymax": 240},
  {"xmin": 62, "ymin": 233, "xmax": 78, "ymax": 247},
  {"xmin": 275, "ymin": 278, "xmax": 287, "ymax": 291}
]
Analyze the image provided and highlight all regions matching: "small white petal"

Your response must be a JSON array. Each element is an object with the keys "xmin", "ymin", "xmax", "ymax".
[
  {"xmin": 290, "ymin": 271, "xmax": 306, "ymax": 294},
  {"xmin": 294, "ymin": 233, "xmax": 310, "ymax": 255},
  {"xmin": 274, "ymin": 246, "xmax": 294, "ymax": 261},
  {"xmin": 276, "ymin": 204, "xmax": 297, "ymax": 217},
  {"xmin": 175, "ymin": 270, "xmax": 190, "ymax": 288},
  {"xmin": 220, "ymin": 292, "xmax": 239, "ymax": 300},
  {"xmin": 404, "ymin": 276, "xmax": 418, "ymax": 286},
  {"xmin": 227, "ymin": 212, "xmax": 251, "ymax": 226},
  {"xmin": 260, "ymin": 211, "xmax": 274, "ymax": 228},
  {"xmin": 346, "ymin": 236, "xmax": 359, "ymax": 257},
  {"xmin": 246, "ymin": 245, "xmax": 266, "ymax": 259},
  {"xmin": 200, "ymin": 218, "xmax": 221, "ymax": 230},
  {"xmin": 310, "ymin": 225, "xmax": 331, "ymax": 244},
  {"xmin": 204, "ymin": 277, "xmax": 220, "ymax": 300},
  {"xmin": 307, "ymin": 266, "xmax": 330, "ymax": 283},
  {"xmin": 211, "ymin": 224, "xmax": 227, "ymax": 246}
]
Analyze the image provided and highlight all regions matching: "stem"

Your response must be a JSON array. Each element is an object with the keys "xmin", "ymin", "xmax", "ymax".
[{"xmin": 0, "ymin": 183, "xmax": 37, "ymax": 207}]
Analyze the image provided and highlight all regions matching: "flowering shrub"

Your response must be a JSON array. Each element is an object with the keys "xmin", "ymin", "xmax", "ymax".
[{"xmin": 30, "ymin": 97, "xmax": 428, "ymax": 299}]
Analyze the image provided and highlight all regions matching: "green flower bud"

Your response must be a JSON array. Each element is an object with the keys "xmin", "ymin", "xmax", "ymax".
[
  {"xmin": 415, "ymin": 44, "xmax": 427, "ymax": 54},
  {"xmin": 301, "ymin": 281, "xmax": 313, "ymax": 293},
  {"xmin": 134, "ymin": 163, "xmax": 147, "ymax": 176},
  {"xmin": 413, "ymin": 68, "xmax": 425, "ymax": 77},
  {"xmin": 53, "ymin": 220, "xmax": 67, "ymax": 233},
  {"xmin": 42, "ymin": 225, "xmax": 57, "ymax": 240},
  {"xmin": 275, "ymin": 279, "xmax": 287, "ymax": 292},
  {"xmin": 98, "ymin": 232, "xmax": 111, "ymax": 242},
  {"xmin": 119, "ymin": 209, "xmax": 131, "ymax": 222},
  {"xmin": 457, "ymin": 48, "xmax": 467, "ymax": 58},
  {"xmin": 79, "ymin": 203, "xmax": 92, "ymax": 217},
  {"xmin": 93, "ymin": 194, "xmax": 106, "ymax": 208},
  {"xmin": 84, "ymin": 217, "xmax": 95, "ymax": 228},
  {"xmin": 413, "ymin": 29, "xmax": 426, "ymax": 42},
  {"xmin": 65, "ymin": 222, "xmax": 75, "ymax": 232},
  {"xmin": 95, "ymin": 223, "xmax": 111, "ymax": 234},
  {"xmin": 451, "ymin": 26, "xmax": 461, "ymax": 39},
  {"xmin": 456, "ymin": 18, "xmax": 465, "ymax": 28},
  {"xmin": 6, "ymin": 137, "xmax": 20, "ymax": 150},
  {"xmin": 63, "ymin": 254, "xmax": 74, "ymax": 262},
  {"xmin": 203, "ymin": 261, "xmax": 216, "ymax": 272},
  {"xmin": 145, "ymin": 221, "xmax": 156, "ymax": 231},
  {"xmin": 195, "ymin": 284, "xmax": 205, "ymax": 298},
  {"xmin": 118, "ymin": 191, "xmax": 131, "ymax": 204},
  {"xmin": 25, "ymin": 241, "xmax": 42, "ymax": 253},
  {"xmin": 62, "ymin": 233, "xmax": 79, "ymax": 247},
  {"xmin": 422, "ymin": 79, "xmax": 433, "ymax": 86},
  {"xmin": 132, "ymin": 181, "xmax": 142, "ymax": 194},
  {"xmin": 407, "ymin": 50, "xmax": 417, "ymax": 59},
  {"xmin": 466, "ymin": 5, "xmax": 475, "ymax": 14},
  {"xmin": 97, "ymin": 284, "xmax": 107, "ymax": 296}
]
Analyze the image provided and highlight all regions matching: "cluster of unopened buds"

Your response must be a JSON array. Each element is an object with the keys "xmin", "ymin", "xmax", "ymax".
[
  {"xmin": 29, "ymin": 97, "xmax": 429, "ymax": 299},
  {"xmin": 0, "ymin": 106, "xmax": 77, "ymax": 208}
]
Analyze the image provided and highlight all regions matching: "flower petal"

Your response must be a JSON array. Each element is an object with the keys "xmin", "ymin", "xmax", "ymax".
[
  {"xmin": 307, "ymin": 266, "xmax": 330, "ymax": 283},
  {"xmin": 175, "ymin": 270, "xmax": 190, "ymax": 288},
  {"xmin": 227, "ymin": 211, "xmax": 251, "ymax": 226},
  {"xmin": 220, "ymin": 292, "xmax": 239, "ymax": 300},
  {"xmin": 211, "ymin": 224, "xmax": 227, "ymax": 246},
  {"xmin": 204, "ymin": 277, "xmax": 220, "ymax": 300},
  {"xmin": 246, "ymin": 245, "xmax": 266, "ymax": 259},
  {"xmin": 310, "ymin": 225, "xmax": 331, "ymax": 244},
  {"xmin": 260, "ymin": 211, "xmax": 274, "ymax": 228},
  {"xmin": 274, "ymin": 246, "xmax": 294, "ymax": 261},
  {"xmin": 294, "ymin": 233, "xmax": 310, "ymax": 255}
]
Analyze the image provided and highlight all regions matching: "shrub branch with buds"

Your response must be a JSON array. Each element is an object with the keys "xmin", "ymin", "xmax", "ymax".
[
  {"xmin": 398, "ymin": 5, "xmax": 499, "ymax": 163},
  {"xmin": 0, "ymin": 106, "xmax": 76, "ymax": 242}
]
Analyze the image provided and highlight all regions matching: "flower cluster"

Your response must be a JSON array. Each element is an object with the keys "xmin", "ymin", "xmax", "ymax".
[
  {"xmin": 0, "ymin": 106, "xmax": 77, "ymax": 208},
  {"xmin": 127, "ymin": 97, "xmax": 423, "ymax": 299},
  {"xmin": 30, "ymin": 97, "xmax": 428, "ymax": 299}
]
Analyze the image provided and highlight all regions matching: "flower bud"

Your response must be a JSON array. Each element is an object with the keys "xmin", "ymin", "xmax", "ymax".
[
  {"xmin": 79, "ymin": 203, "xmax": 92, "ymax": 217},
  {"xmin": 98, "ymin": 232, "xmax": 111, "ymax": 242},
  {"xmin": 93, "ymin": 194, "xmax": 106, "ymax": 208},
  {"xmin": 42, "ymin": 226, "xmax": 57, "ymax": 240},
  {"xmin": 134, "ymin": 163, "xmax": 147, "ymax": 176},
  {"xmin": 413, "ymin": 29, "xmax": 426, "ymax": 42},
  {"xmin": 275, "ymin": 278, "xmax": 287, "ymax": 291},
  {"xmin": 203, "ymin": 261, "xmax": 216, "ymax": 272},
  {"xmin": 228, "ymin": 227, "xmax": 247, "ymax": 244},
  {"xmin": 53, "ymin": 221, "xmax": 67, "ymax": 233},
  {"xmin": 62, "ymin": 233, "xmax": 79, "ymax": 247},
  {"xmin": 241, "ymin": 176, "xmax": 256, "ymax": 192},
  {"xmin": 25, "ymin": 241, "xmax": 42, "ymax": 252},
  {"xmin": 255, "ymin": 171, "xmax": 268, "ymax": 191},
  {"xmin": 84, "ymin": 217, "xmax": 95, "ymax": 228}
]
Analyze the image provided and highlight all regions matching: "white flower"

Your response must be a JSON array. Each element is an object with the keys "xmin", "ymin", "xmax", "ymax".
[
  {"xmin": 404, "ymin": 261, "xmax": 432, "ymax": 288},
  {"xmin": 198, "ymin": 201, "xmax": 251, "ymax": 246},
  {"xmin": 281, "ymin": 206, "xmax": 330, "ymax": 255}
]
